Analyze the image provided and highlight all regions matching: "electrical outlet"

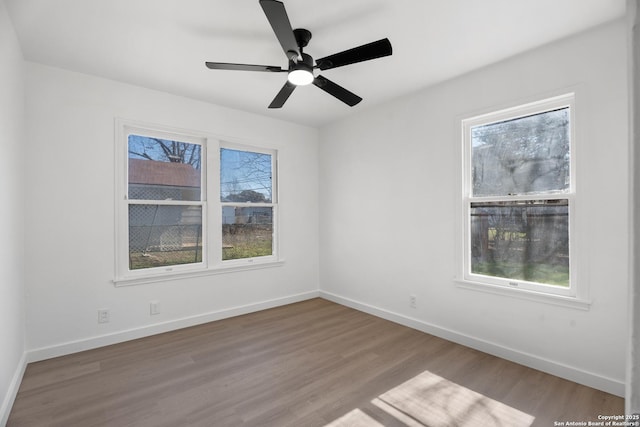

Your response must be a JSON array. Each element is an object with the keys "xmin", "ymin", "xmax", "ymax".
[
  {"xmin": 98, "ymin": 309, "xmax": 110, "ymax": 323},
  {"xmin": 150, "ymin": 301, "xmax": 160, "ymax": 315},
  {"xmin": 409, "ymin": 294, "xmax": 417, "ymax": 309}
]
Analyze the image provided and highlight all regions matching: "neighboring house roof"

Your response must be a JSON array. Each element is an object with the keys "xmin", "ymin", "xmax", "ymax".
[{"xmin": 129, "ymin": 158, "xmax": 200, "ymax": 188}]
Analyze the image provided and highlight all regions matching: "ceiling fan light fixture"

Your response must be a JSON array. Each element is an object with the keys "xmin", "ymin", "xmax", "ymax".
[{"xmin": 288, "ymin": 68, "xmax": 314, "ymax": 85}]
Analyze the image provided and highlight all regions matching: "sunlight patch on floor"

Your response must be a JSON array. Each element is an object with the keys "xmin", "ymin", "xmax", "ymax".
[
  {"xmin": 325, "ymin": 370, "xmax": 535, "ymax": 427},
  {"xmin": 377, "ymin": 370, "xmax": 535, "ymax": 426},
  {"xmin": 371, "ymin": 398, "xmax": 431, "ymax": 426},
  {"xmin": 324, "ymin": 408, "xmax": 385, "ymax": 427}
]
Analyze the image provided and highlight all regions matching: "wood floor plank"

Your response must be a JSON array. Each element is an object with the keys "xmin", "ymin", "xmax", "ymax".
[{"xmin": 7, "ymin": 298, "xmax": 623, "ymax": 426}]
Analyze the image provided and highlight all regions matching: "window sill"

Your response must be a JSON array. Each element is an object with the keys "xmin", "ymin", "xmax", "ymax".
[
  {"xmin": 454, "ymin": 278, "xmax": 591, "ymax": 310},
  {"xmin": 113, "ymin": 259, "xmax": 285, "ymax": 287}
]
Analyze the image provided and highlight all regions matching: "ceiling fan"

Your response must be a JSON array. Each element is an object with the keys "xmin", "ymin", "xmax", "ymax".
[{"xmin": 205, "ymin": 0, "xmax": 392, "ymax": 109}]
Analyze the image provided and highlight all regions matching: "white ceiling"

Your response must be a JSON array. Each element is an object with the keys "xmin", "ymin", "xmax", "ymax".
[{"xmin": 5, "ymin": 0, "xmax": 627, "ymax": 128}]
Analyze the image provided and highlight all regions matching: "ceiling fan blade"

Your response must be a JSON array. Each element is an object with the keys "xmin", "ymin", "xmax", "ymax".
[
  {"xmin": 313, "ymin": 75, "xmax": 362, "ymax": 107},
  {"xmin": 269, "ymin": 81, "xmax": 296, "ymax": 108},
  {"xmin": 205, "ymin": 62, "xmax": 285, "ymax": 72},
  {"xmin": 316, "ymin": 38, "xmax": 392, "ymax": 71},
  {"xmin": 259, "ymin": 0, "xmax": 299, "ymax": 60}
]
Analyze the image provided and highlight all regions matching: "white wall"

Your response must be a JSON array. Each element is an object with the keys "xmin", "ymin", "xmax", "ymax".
[
  {"xmin": 23, "ymin": 63, "xmax": 320, "ymax": 358},
  {"xmin": 319, "ymin": 20, "xmax": 629, "ymax": 396},
  {"xmin": 0, "ymin": 0, "xmax": 26, "ymax": 424}
]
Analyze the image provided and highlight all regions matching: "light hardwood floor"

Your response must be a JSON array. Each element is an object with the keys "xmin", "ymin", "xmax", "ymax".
[{"xmin": 8, "ymin": 298, "xmax": 623, "ymax": 426}]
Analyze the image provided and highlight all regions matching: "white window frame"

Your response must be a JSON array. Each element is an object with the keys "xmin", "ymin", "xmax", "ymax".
[
  {"xmin": 218, "ymin": 142, "xmax": 279, "ymax": 267},
  {"xmin": 114, "ymin": 119, "xmax": 282, "ymax": 286},
  {"xmin": 456, "ymin": 93, "xmax": 590, "ymax": 309}
]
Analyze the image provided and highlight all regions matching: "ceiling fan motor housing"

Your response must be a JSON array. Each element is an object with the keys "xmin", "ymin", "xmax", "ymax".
[{"xmin": 294, "ymin": 53, "xmax": 313, "ymax": 69}]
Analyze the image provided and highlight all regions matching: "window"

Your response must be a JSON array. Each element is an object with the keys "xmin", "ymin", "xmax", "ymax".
[
  {"xmin": 460, "ymin": 94, "xmax": 579, "ymax": 299},
  {"xmin": 127, "ymin": 134, "xmax": 204, "ymax": 271},
  {"xmin": 220, "ymin": 146, "xmax": 276, "ymax": 262},
  {"xmin": 115, "ymin": 121, "xmax": 280, "ymax": 284}
]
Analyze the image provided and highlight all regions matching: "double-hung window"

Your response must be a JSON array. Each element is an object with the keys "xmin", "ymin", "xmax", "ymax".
[
  {"xmin": 125, "ymin": 131, "xmax": 205, "ymax": 273},
  {"xmin": 220, "ymin": 145, "xmax": 277, "ymax": 263},
  {"xmin": 115, "ymin": 121, "xmax": 279, "ymax": 284},
  {"xmin": 460, "ymin": 94, "xmax": 580, "ymax": 300}
]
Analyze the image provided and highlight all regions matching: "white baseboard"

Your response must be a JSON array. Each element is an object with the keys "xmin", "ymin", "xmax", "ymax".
[
  {"xmin": 320, "ymin": 290, "xmax": 625, "ymax": 397},
  {"xmin": 27, "ymin": 291, "xmax": 320, "ymax": 363},
  {"xmin": 0, "ymin": 352, "xmax": 27, "ymax": 427}
]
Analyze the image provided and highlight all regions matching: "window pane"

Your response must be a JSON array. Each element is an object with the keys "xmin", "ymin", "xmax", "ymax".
[
  {"xmin": 220, "ymin": 148, "xmax": 272, "ymax": 203},
  {"xmin": 222, "ymin": 207, "xmax": 273, "ymax": 260},
  {"xmin": 129, "ymin": 205, "xmax": 202, "ymax": 270},
  {"xmin": 470, "ymin": 200, "xmax": 569, "ymax": 287},
  {"xmin": 471, "ymin": 108, "xmax": 570, "ymax": 197},
  {"xmin": 128, "ymin": 135, "xmax": 201, "ymax": 201}
]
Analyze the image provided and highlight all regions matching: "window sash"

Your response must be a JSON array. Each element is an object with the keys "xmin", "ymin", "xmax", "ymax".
[
  {"xmin": 466, "ymin": 198, "xmax": 571, "ymax": 292},
  {"xmin": 219, "ymin": 148, "xmax": 277, "ymax": 203},
  {"xmin": 221, "ymin": 203, "xmax": 275, "ymax": 262},
  {"xmin": 470, "ymin": 107, "xmax": 571, "ymax": 198},
  {"xmin": 128, "ymin": 203, "xmax": 205, "ymax": 271}
]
